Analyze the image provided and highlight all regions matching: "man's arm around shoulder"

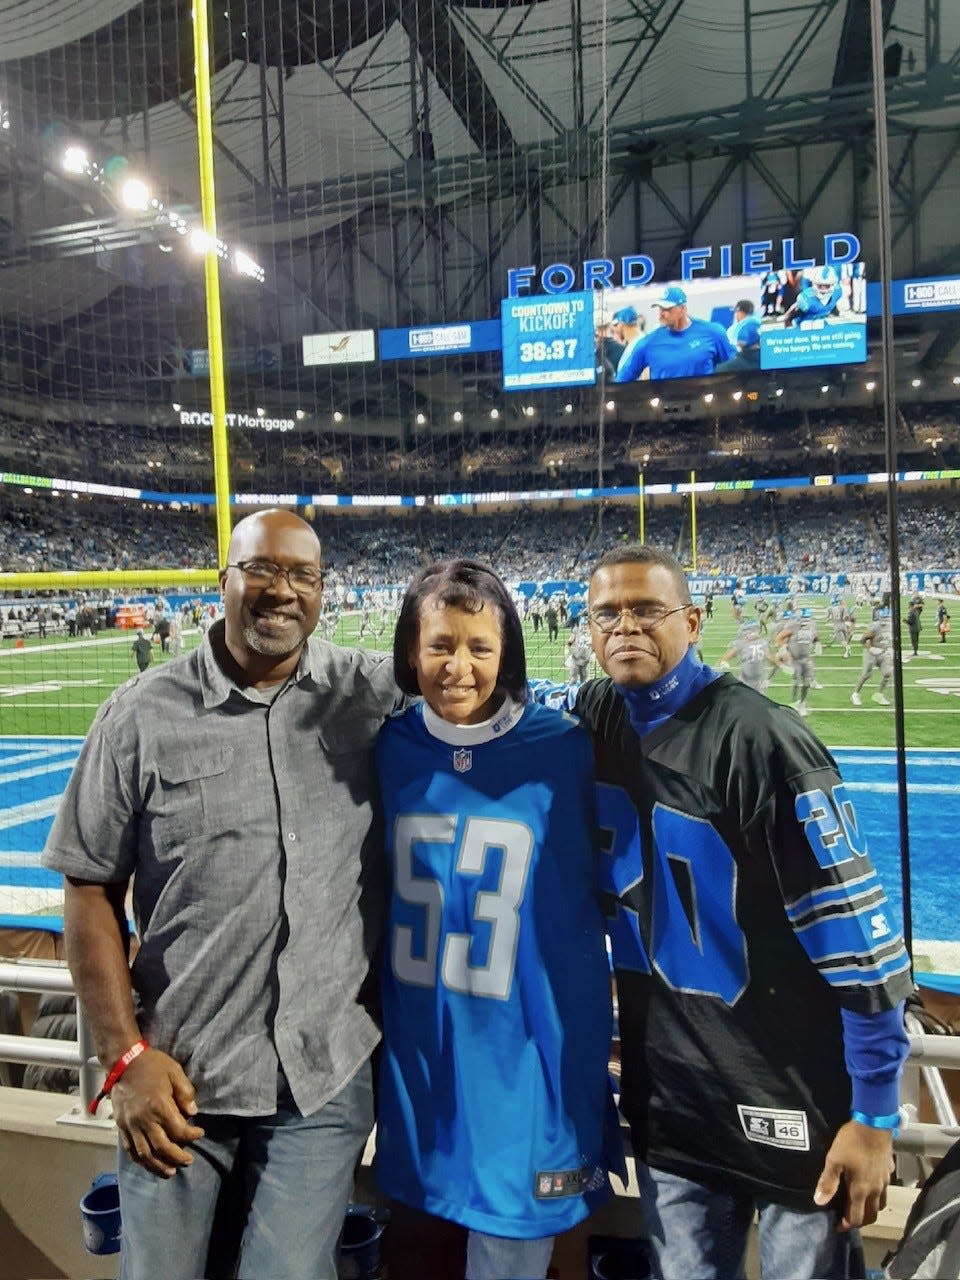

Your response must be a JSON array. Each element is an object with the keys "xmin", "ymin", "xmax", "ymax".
[{"xmin": 65, "ymin": 876, "xmax": 204, "ymax": 1177}]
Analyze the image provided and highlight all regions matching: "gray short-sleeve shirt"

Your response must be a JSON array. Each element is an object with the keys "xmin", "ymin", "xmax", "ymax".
[{"xmin": 42, "ymin": 623, "xmax": 399, "ymax": 1116}]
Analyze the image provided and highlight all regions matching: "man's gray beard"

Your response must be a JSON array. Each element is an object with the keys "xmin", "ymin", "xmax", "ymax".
[{"xmin": 242, "ymin": 619, "xmax": 304, "ymax": 656}]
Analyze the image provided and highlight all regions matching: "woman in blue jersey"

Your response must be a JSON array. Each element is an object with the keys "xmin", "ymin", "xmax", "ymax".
[{"xmin": 374, "ymin": 558, "xmax": 618, "ymax": 1280}]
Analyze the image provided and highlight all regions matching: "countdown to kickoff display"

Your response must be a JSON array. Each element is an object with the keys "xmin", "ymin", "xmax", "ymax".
[{"xmin": 500, "ymin": 292, "xmax": 597, "ymax": 390}]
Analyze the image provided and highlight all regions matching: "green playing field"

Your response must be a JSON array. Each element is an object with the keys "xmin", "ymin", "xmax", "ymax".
[{"xmin": 0, "ymin": 596, "xmax": 957, "ymax": 750}]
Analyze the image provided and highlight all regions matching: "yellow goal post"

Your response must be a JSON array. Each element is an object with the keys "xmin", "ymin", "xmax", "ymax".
[{"xmin": 0, "ymin": 570, "xmax": 220, "ymax": 594}]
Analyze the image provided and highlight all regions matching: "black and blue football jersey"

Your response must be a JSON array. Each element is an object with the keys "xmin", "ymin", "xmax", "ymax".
[{"xmin": 575, "ymin": 673, "xmax": 912, "ymax": 1208}]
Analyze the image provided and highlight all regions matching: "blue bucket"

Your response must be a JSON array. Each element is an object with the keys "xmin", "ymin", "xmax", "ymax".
[
  {"xmin": 338, "ymin": 1203, "xmax": 388, "ymax": 1279},
  {"xmin": 79, "ymin": 1172, "xmax": 122, "ymax": 1255}
]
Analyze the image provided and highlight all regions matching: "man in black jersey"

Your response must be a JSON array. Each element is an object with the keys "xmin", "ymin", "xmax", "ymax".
[{"xmin": 575, "ymin": 544, "xmax": 912, "ymax": 1280}]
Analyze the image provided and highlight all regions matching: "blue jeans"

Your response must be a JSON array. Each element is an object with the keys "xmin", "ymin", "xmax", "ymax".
[
  {"xmin": 636, "ymin": 1162, "xmax": 847, "ymax": 1280},
  {"xmin": 466, "ymin": 1230, "xmax": 556, "ymax": 1279},
  {"xmin": 118, "ymin": 1061, "xmax": 373, "ymax": 1280}
]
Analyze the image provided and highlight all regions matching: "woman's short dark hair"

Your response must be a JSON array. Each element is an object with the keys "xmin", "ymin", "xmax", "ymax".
[{"xmin": 393, "ymin": 558, "xmax": 527, "ymax": 702}]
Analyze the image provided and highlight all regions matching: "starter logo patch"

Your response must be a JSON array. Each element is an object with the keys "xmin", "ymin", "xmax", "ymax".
[{"xmin": 737, "ymin": 1105, "xmax": 810, "ymax": 1151}]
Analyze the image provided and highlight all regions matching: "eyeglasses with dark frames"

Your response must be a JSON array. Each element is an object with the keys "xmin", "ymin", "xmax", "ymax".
[
  {"xmin": 226, "ymin": 560, "xmax": 325, "ymax": 593},
  {"xmin": 588, "ymin": 603, "xmax": 691, "ymax": 634}
]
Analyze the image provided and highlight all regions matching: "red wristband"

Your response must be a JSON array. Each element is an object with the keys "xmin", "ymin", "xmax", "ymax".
[{"xmin": 87, "ymin": 1038, "xmax": 149, "ymax": 1115}]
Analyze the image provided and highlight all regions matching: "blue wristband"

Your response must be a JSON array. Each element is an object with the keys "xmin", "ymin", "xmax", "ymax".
[{"xmin": 851, "ymin": 1109, "xmax": 901, "ymax": 1136}]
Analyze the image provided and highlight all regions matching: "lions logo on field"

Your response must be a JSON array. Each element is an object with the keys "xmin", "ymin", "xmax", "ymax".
[{"xmin": 453, "ymin": 748, "xmax": 473, "ymax": 773}]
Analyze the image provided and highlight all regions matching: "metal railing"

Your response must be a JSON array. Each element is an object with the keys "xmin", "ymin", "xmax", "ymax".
[
  {"xmin": 0, "ymin": 958, "xmax": 958, "ymax": 1152},
  {"xmin": 897, "ymin": 1017, "xmax": 960, "ymax": 1171},
  {"xmin": 0, "ymin": 959, "xmax": 104, "ymax": 1119}
]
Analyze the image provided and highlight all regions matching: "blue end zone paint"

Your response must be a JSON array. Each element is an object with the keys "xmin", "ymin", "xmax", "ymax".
[
  {"xmin": 832, "ymin": 748, "xmax": 960, "ymax": 947},
  {"xmin": 0, "ymin": 735, "xmax": 83, "ymax": 932},
  {"xmin": 1, "ymin": 738, "xmax": 959, "ymax": 951},
  {"xmin": 916, "ymin": 973, "xmax": 960, "ymax": 996},
  {"xmin": 0, "ymin": 914, "xmax": 64, "ymax": 932}
]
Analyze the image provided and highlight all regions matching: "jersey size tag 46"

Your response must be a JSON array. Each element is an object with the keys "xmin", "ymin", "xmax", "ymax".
[{"xmin": 737, "ymin": 1105, "xmax": 810, "ymax": 1151}]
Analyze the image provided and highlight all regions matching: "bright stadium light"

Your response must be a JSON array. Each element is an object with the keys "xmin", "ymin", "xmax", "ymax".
[
  {"xmin": 171, "ymin": 402, "xmax": 181, "ymax": 412},
  {"xmin": 649, "ymin": 397, "xmax": 660, "ymax": 408},
  {"xmin": 62, "ymin": 146, "xmax": 90, "ymax": 174},
  {"xmin": 732, "ymin": 390, "xmax": 742, "ymax": 401},
  {"xmin": 234, "ymin": 249, "xmax": 265, "ymax": 282},
  {"xmin": 605, "ymin": 400, "xmax": 615, "ymax": 411},
  {"xmin": 865, "ymin": 380, "xmax": 876, "ymax": 391},
  {"xmin": 333, "ymin": 411, "xmax": 344, "ymax": 423},
  {"xmin": 489, "ymin": 408, "xmax": 500, "ymax": 419},
  {"xmin": 189, "ymin": 228, "xmax": 214, "ymax": 254},
  {"xmin": 524, "ymin": 405, "xmax": 535, "ymax": 417},
  {"xmin": 703, "ymin": 393, "xmax": 714, "ymax": 404},
  {"xmin": 453, "ymin": 411, "xmax": 463, "ymax": 423},
  {"xmin": 821, "ymin": 385, "xmax": 829, "ymax": 394},
  {"xmin": 256, "ymin": 407, "xmax": 265, "ymax": 416},
  {"xmin": 775, "ymin": 387, "xmax": 784, "ymax": 397},
  {"xmin": 295, "ymin": 409, "xmax": 306, "ymax": 420},
  {"xmin": 912, "ymin": 378, "xmax": 922, "ymax": 387},
  {"xmin": 0, "ymin": 103, "xmax": 10, "ymax": 131},
  {"xmin": 120, "ymin": 177, "xmax": 151, "ymax": 211},
  {"xmin": 564, "ymin": 403, "xmax": 574, "ymax": 414},
  {"xmin": 416, "ymin": 412, "xmax": 427, "ymax": 425}
]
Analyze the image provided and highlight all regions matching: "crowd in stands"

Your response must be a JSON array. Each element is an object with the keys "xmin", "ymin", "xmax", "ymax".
[
  {"xmin": 2, "ymin": 486, "xmax": 958, "ymax": 586},
  {"xmin": 4, "ymin": 402, "xmax": 960, "ymax": 499},
  {"xmin": 2, "ymin": 398, "xmax": 960, "ymax": 583},
  {"xmin": 0, "ymin": 494, "xmax": 215, "ymax": 572},
  {"xmin": 888, "ymin": 492, "xmax": 960, "ymax": 571}
]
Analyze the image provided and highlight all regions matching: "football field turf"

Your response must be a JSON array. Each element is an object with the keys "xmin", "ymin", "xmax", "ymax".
[
  {"xmin": 1, "ymin": 595, "xmax": 958, "ymax": 955},
  {"xmin": 1, "ymin": 595, "xmax": 958, "ymax": 747}
]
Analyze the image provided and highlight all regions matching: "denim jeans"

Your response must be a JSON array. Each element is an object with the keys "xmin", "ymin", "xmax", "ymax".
[
  {"xmin": 636, "ymin": 1162, "xmax": 847, "ymax": 1280},
  {"xmin": 465, "ymin": 1229, "xmax": 556, "ymax": 1279},
  {"xmin": 117, "ymin": 1061, "xmax": 373, "ymax": 1280}
]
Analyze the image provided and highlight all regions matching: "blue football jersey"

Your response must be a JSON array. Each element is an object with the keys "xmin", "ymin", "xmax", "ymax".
[
  {"xmin": 792, "ymin": 283, "xmax": 843, "ymax": 323},
  {"xmin": 374, "ymin": 698, "xmax": 616, "ymax": 1238}
]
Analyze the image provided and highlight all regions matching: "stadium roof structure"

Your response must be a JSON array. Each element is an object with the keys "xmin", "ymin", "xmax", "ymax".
[{"xmin": 0, "ymin": 0, "xmax": 959, "ymax": 428}]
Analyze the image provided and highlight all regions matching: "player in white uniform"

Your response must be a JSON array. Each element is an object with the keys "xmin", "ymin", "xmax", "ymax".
[
  {"xmin": 719, "ymin": 620, "xmax": 780, "ymax": 695},
  {"xmin": 565, "ymin": 617, "xmax": 594, "ymax": 684},
  {"xmin": 826, "ymin": 597, "xmax": 854, "ymax": 657},
  {"xmin": 774, "ymin": 610, "xmax": 821, "ymax": 717},
  {"xmin": 851, "ymin": 611, "xmax": 894, "ymax": 705}
]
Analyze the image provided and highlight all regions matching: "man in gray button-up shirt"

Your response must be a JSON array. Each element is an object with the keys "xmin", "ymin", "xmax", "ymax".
[{"xmin": 43, "ymin": 509, "xmax": 399, "ymax": 1280}]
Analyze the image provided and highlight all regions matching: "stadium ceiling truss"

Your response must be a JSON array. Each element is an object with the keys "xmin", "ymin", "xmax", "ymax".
[{"xmin": 0, "ymin": 0, "xmax": 959, "ymax": 407}]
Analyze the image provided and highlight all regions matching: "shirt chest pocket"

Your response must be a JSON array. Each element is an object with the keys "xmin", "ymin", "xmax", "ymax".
[
  {"xmin": 146, "ymin": 746, "xmax": 234, "ymax": 853},
  {"xmin": 315, "ymin": 716, "xmax": 381, "ymax": 811}
]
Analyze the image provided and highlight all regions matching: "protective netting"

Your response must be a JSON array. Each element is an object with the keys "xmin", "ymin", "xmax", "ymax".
[{"xmin": 1, "ymin": 2, "xmax": 960, "ymax": 928}]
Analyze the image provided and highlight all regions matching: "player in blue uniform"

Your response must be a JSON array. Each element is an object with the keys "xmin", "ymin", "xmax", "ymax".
[
  {"xmin": 614, "ymin": 285, "xmax": 736, "ymax": 382},
  {"xmin": 375, "ymin": 559, "xmax": 618, "ymax": 1280},
  {"xmin": 782, "ymin": 264, "xmax": 844, "ymax": 326}
]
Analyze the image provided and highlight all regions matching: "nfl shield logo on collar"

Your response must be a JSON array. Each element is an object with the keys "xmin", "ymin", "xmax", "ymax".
[{"xmin": 453, "ymin": 748, "xmax": 472, "ymax": 773}]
